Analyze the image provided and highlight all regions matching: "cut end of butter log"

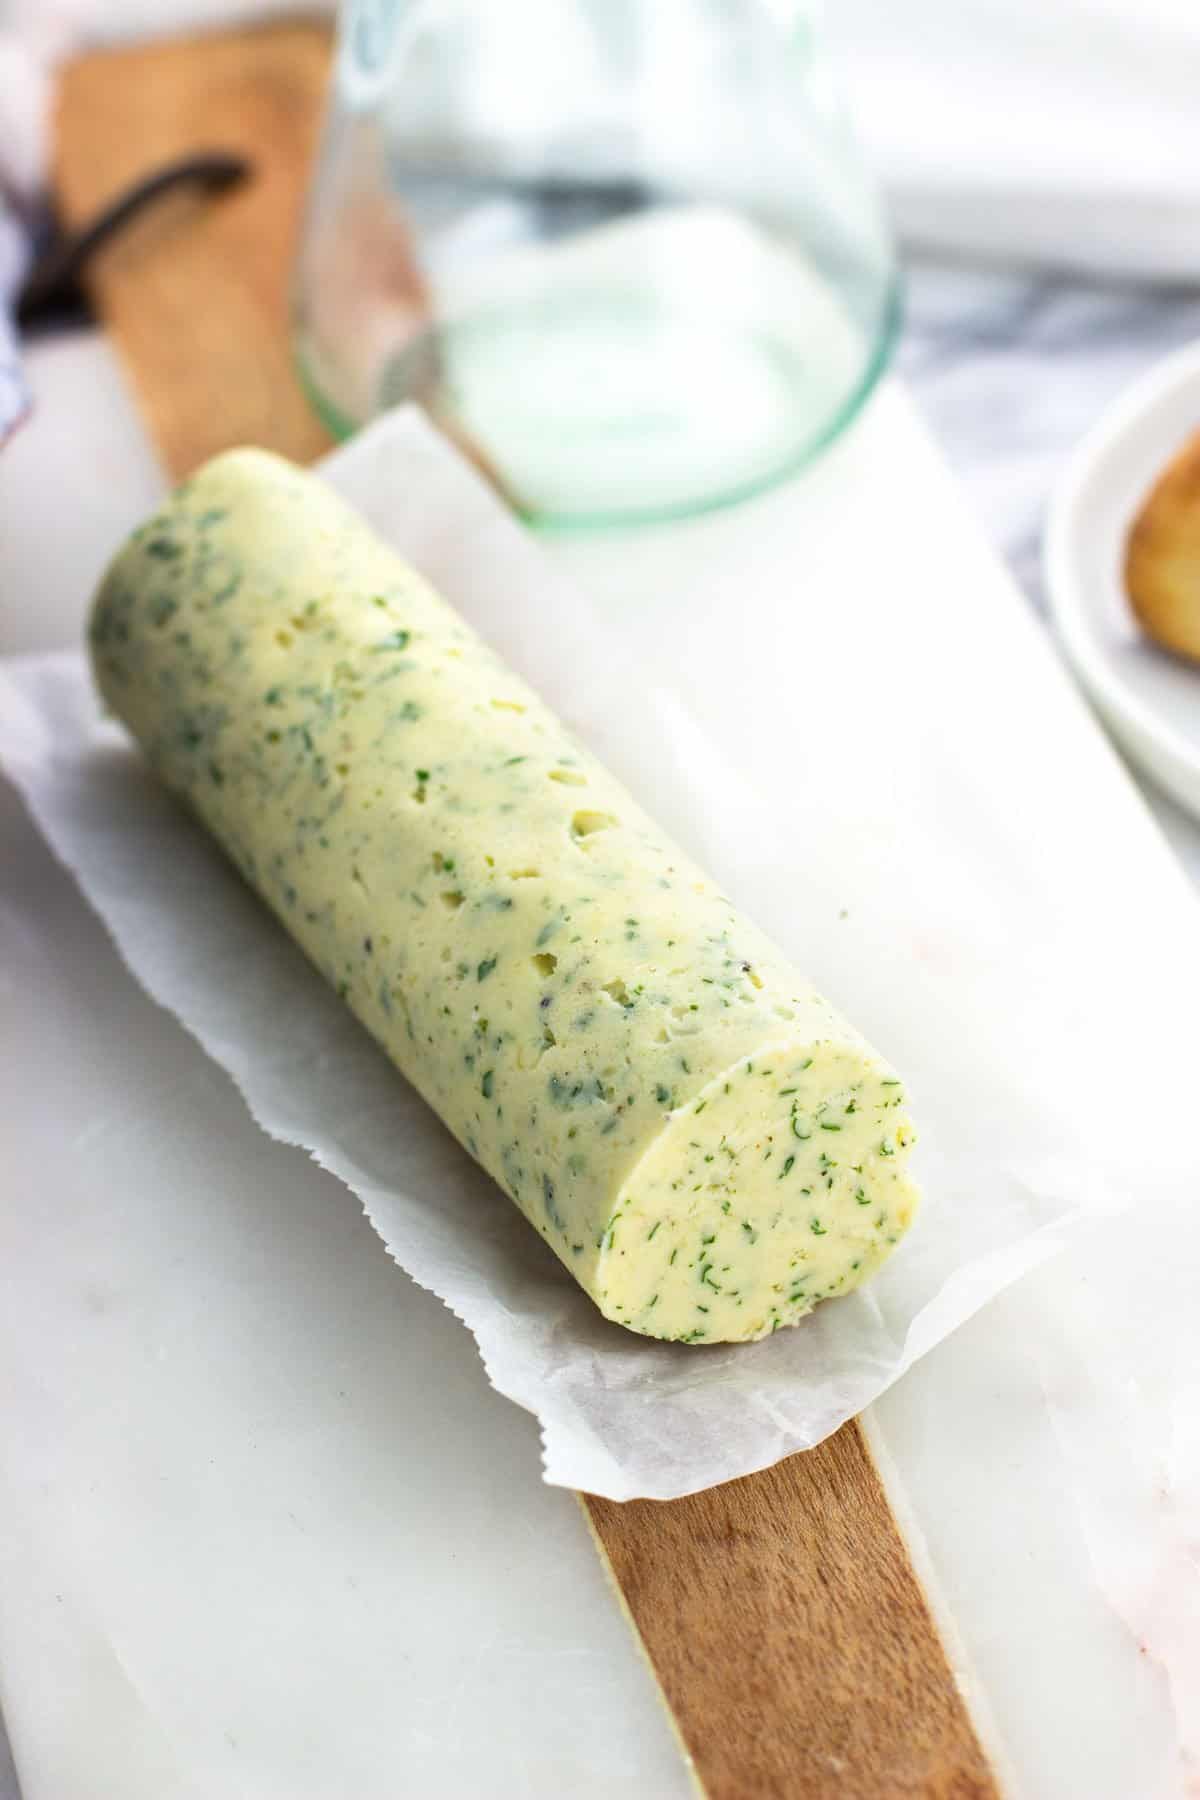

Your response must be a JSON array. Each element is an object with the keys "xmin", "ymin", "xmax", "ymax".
[{"xmin": 89, "ymin": 448, "xmax": 920, "ymax": 1344}]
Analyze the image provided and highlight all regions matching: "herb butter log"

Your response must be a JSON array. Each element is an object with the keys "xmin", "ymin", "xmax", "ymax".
[{"xmin": 89, "ymin": 449, "xmax": 919, "ymax": 1343}]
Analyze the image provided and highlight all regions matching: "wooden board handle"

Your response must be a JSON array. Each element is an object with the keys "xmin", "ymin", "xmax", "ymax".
[
  {"xmin": 53, "ymin": 22, "xmax": 334, "ymax": 474},
  {"xmin": 586, "ymin": 1424, "xmax": 997, "ymax": 1799}
]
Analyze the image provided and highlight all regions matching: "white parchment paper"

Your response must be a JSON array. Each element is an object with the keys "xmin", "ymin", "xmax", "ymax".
[{"xmin": 0, "ymin": 409, "xmax": 1111, "ymax": 1500}]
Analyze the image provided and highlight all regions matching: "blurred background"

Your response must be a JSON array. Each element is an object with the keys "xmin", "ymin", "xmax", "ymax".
[{"xmin": 6, "ymin": 0, "xmax": 1200, "ymax": 594}]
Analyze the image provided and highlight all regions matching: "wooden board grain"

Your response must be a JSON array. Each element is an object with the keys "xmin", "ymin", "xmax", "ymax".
[
  {"xmin": 54, "ymin": 27, "xmax": 1000, "ymax": 1800},
  {"xmin": 586, "ymin": 1430, "xmax": 998, "ymax": 1800},
  {"xmin": 53, "ymin": 21, "xmax": 333, "ymax": 475}
]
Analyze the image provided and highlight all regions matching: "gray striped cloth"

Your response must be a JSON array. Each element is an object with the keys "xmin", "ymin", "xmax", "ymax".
[
  {"xmin": 0, "ymin": 187, "xmax": 30, "ymax": 444},
  {"xmin": 0, "ymin": 27, "xmax": 48, "ymax": 449}
]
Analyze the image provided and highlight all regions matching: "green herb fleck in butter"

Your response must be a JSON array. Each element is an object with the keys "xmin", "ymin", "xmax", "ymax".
[{"xmin": 89, "ymin": 449, "xmax": 920, "ymax": 1343}]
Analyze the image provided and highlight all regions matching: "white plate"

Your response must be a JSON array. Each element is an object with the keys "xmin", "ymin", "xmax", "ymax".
[{"xmin": 1045, "ymin": 339, "xmax": 1200, "ymax": 822}]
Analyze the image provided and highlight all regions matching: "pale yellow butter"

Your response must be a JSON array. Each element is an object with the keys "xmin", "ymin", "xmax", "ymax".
[{"xmin": 89, "ymin": 448, "xmax": 919, "ymax": 1342}]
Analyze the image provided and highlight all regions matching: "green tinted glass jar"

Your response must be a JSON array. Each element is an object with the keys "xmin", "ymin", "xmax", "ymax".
[{"xmin": 295, "ymin": 0, "xmax": 899, "ymax": 527}]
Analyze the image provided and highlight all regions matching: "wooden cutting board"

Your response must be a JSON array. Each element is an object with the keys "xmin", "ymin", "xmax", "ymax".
[{"xmin": 53, "ymin": 25, "xmax": 998, "ymax": 1800}]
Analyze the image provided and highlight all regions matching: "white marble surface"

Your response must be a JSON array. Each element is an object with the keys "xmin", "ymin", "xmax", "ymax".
[
  {"xmin": 900, "ymin": 263, "xmax": 1200, "ymax": 615},
  {"xmin": 2, "ymin": 268, "xmax": 1200, "ymax": 1798},
  {"xmin": 900, "ymin": 260, "xmax": 1200, "ymax": 877}
]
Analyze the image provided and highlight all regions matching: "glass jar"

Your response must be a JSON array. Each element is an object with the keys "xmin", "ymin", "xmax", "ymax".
[{"xmin": 295, "ymin": 0, "xmax": 899, "ymax": 527}]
